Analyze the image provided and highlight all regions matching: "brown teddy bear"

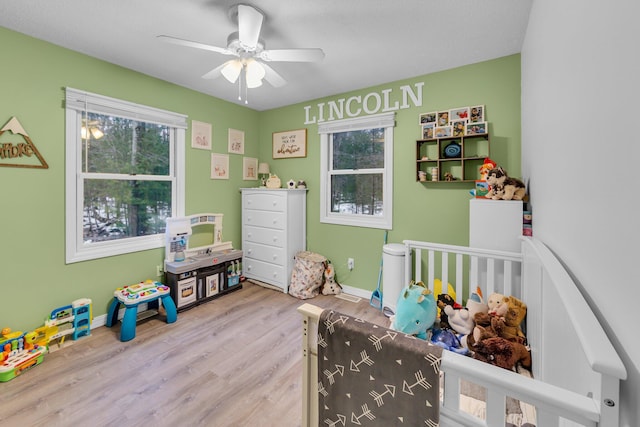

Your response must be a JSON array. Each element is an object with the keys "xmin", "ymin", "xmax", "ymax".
[
  {"xmin": 472, "ymin": 336, "xmax": 531, "ymax": 371},
  {"xmin": 467, "ymin": 295, "xmax": 527, "ymax": 347}
]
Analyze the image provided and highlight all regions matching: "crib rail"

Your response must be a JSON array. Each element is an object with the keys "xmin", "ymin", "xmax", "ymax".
[{"xmin": 403, "ymin": 239, "xmax": 523, "ymax": 306}]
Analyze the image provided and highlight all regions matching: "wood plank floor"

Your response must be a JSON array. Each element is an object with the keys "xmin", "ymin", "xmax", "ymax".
[{"xmin": 0, "ymin": 282, "xmax": 388, "ymax": 427}]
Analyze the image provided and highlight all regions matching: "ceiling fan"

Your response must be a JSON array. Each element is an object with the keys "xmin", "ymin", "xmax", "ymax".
[{"xmin": 158, "ymin": 3, "xmax": 324, "ymax": 96}]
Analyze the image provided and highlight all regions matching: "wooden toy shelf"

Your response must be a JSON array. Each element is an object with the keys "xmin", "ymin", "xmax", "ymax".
[{"xmin": 416, "ymin": 133, "xmax": 490, "ymax": 182}]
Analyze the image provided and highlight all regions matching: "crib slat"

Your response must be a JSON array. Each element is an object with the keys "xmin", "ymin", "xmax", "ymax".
[
  {"xmin": 454, "ymin": 253, "xmax": 463, "ymax": 304},
  {"xmin": 427, "ymin": 249, "xmax": 434, "ymax": 290},
  {"xmin": 415, "ymin": 248, "xmax": 423, "ymax": 282},
  {"xmin": 470, "ymin": 256, "xmax": 479, "ymax": 295},
  {"xmin": 441, "ymin": 251, "xmax": 449, "ymax": 294},
  {"xmin": 503, "ymin": 260, "xmax": 514, "ymax": 296},
  {"xmin": 486, "ymin": 258, "xmax": 496, "ymax": 295},
  {"xmin": 485, "ymin": 388, "xmax": 506, "ymax": 426}
]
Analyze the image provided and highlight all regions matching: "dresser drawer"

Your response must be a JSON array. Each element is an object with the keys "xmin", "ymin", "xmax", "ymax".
[
  {"xmin": 243, "ymin": 225, "xmax": 285, "ymax": 248},
  {"xmin": 244, "ymin": 210, "xmax": 285, "ymax": 230},
  {"xmin": 243, "ymin": 257, "xmax": 287, "ymax": 287},
  {"xmin": 244, "ymin": 192, "xmax": 286, "ymax": 212},
  {"xmin": 243, "ymin": 241, "xmax": 286, "ymax": 265}
]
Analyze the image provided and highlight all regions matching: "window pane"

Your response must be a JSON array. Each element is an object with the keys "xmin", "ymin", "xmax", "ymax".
[
  {"xmin": 82, "ymin": 113, "xmax": 171, "ymax": 175},
  {"xmin": 332, "ymin": 128, "xmax": 384, "ymax": 170},
  {"xmin": 83, "ymin": 179, "xmax": 172, "ymax": 243},
  {"xmin": 331, "ymin": 174, "xmax": 383, "ymax": 216}
]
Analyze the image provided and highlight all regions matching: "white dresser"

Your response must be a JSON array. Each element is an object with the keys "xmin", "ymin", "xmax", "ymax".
[{"xmin": 241, "ymin": 188, "xmax": 307, "ymax": 293}]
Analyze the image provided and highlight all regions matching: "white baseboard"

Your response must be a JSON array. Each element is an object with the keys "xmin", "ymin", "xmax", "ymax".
[{"xmin": 339, "ymin": 284, "xmax": 372, "ymax": 300}]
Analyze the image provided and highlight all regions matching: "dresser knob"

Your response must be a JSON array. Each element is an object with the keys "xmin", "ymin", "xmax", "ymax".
[{"xmin": 247, "ymin": 249, "xmax": 252, "ymax": 255}]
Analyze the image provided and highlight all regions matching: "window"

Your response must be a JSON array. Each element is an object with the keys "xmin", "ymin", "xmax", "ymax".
[
  {"xmin": 65, "ymin": 88, "xmax": 187, "ymax": 263},
  {"xmin": 319, "ymin": 112, "xmax": 394, "ymax": 229}
]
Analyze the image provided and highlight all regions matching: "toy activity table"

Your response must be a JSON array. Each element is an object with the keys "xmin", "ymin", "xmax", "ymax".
[{"xmin": 106, "ymin": 281, "xmax": 177, "ymax": 342}]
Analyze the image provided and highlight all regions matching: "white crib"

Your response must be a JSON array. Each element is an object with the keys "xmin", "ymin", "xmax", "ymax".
[{"xmin": 298, "ymin": 237, "xmax": 626, "ymax": 427}]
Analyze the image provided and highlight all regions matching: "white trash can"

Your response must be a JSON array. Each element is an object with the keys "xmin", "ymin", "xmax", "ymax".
[{"xmin": 382, "ymin": 243, "xmax": 406, "ymax": 315}]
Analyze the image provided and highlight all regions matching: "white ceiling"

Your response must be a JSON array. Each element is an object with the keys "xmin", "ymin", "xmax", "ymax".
[{"xmin": 0, "ymin": 0, "xmax": 532, "ymax": 111}]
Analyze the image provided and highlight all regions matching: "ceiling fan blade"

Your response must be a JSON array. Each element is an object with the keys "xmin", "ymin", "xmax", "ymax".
[
  {"xmin": 260, "ymin": 62, "xmax": 287, "ymax": 88},
  {"xmin": 237, "ymin": 4, "xmax": 263, "ymax": 50},
  {"xmin": 157, "ymin": 35, "xmax": 233, "ymax": 56},
  {"xmin": 259, "ymin": 48, "xmax": 325, "ymax": 63},
  {"xmin": 202, "ymin": 62, "xmax": 228, "ymax": 80}
]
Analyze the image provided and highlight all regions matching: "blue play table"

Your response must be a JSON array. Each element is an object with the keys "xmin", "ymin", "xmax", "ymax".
[{"xmin": 106, "ymin": 281, "xmax": 177, "ymax": 342}]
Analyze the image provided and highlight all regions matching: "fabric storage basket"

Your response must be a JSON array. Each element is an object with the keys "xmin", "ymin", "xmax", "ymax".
[{"xmin": 289, "ymin": 251, "xmax": 327, "ymax": 299}]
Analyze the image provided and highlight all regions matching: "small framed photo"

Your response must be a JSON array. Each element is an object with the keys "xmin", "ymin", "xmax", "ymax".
[
  {"xmin": 466, "ymin": 122, "xmax": 487, "ymax": 135},
  {"xmin": 469, "ymin": 105, "xmax": 485, "ymax": 123},
  {"xmin": 437, "ymin": 111, "xmax": 450, "ymax": 126},
  {"xmin": 272, "ymin": 128, "xmax": 307, "ymax": 159},
  {"xmin": 419, "ymin": 111, "xmax": 437, "ymax": 125},
  {"xmin": 451, "ymin": 119, "xmax": 466, "ymax": 137},
  {"xmin": 449, "ymin": 107, "xmax": 470, "ymax": 122},
  {"xmin": 243, "ymin": 157, "xmax": 258, "ymax": 180},
  {"xmin": 434, "ymin": 126, "xmax": 452, "ymax": 138},
  {"xmin": 191, "ymin": 120, "xmax": 212, "ymax": 150},
  {"xmin": 421, "ymin": 123, "xmax": 435, "ymax": 139},
  {"xmin": 211, "ymin": 153, "xmax": 229, "ymax": 179},
  {"xmin": 228, "ymin": 128, "xmax": 245, "ymax": 154}
]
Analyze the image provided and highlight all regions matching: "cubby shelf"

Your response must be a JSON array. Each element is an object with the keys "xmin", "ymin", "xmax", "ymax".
[{"xmin": 416, "ymin": 133, "xmax": 490, "ymax": 182}]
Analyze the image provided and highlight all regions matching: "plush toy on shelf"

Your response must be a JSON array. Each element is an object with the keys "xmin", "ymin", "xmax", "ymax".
[
  {"xmin": 479, "ymin": 157, "xmax": 497, "ymax": 181},
  {"xmin": 389, "ymin": 281, "xmax": 437, "ymax": 340},
  {"xmin": 484, "ymin": 166, "xmax": 526, "ymax": 200}
]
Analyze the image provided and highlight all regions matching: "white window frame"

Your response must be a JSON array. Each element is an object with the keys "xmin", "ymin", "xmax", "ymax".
[
  {"xmin": 64, "ymin": 88, "xmax": 187, "ymax": 263},
  {"xmin": 319, "ymin": 112, "xmax": 395, "ymax": 229}
]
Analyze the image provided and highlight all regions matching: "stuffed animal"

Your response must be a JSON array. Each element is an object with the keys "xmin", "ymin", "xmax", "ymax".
[
  {"xmin": 469, "ymin": 296, "xmax": 528, "ymax": 347},
  {"xmin": 479, "ymin": 157, "xmax": 497, "ymax": 181},
  {"xmin": 320, "ymin": 261, "xmax": 342, "ymax": 295},
  {"xmin": 472, "ymin": 336, "xmax": 531, "ymax": 371},
  {"xmin": 484, "ymin": 167, "xmax": 526, "ymax": 200},
  {"xmin": 437, "ymin": 293, "xmax": 462, "ymax": 329},
  {"xmin": 446, "ymin": 290, "xmax": 488, "ymax": 336},
  {"xmin": 487, "ymin": 292, "xmax": 508, "ymax": 316},
  {"xmin": 389, "ymin": 281, "xmax": 437, "ymax": 340},
  {"xmin": 430, "ymin": 328, "xmax": 468, "ymax": 355}
]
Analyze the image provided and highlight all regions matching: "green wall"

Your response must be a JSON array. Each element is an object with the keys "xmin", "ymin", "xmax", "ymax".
[
  {"xmin": 259, "ymin": 54, "xmax": 521, "ymax": 293},
  {"xmin": 0, "ymin": 26, "xmax": 520, "ymax": 331}
]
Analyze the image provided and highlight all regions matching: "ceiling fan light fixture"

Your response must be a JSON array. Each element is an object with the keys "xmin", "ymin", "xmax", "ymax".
[
  {"xmin": 221, "ymin": 60, "xmax": 243, "ymax": 83},
  {"xmin": 245, "ymin": 58, "xmax": 266, "ymax": 88}
]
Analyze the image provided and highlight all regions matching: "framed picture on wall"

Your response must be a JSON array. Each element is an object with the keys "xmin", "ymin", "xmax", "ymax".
[
  {"xmin": 437, "ymin": 111, "xmax": 450, "ymax": 126},
  {"xmin": 434, "ymin": 126, "xmax": 452, "ymax": 138},
  {"xmin": 419, "ymin": 112, "xmax": 437, "ymax": 125},
  {"xmin": 243, "ymin": 157, "xmax": 258, "ymax": 180},
  {"xmin": 191, "ymin": 120, "xmax": 212, "ymax": 150},
  {"xmin": 451, "ymin": 119, "xmax": 466, "ymax": 137},
  {"xmin": 469, "ymin": 105, "xmax": 485, "ymax": 123},
  {"xmin": 421, "ymin": 123, "xmax": 435, "ymax": 139},
  {"xmin": 449, "ymin": 107, "xmax": 470, "ymax": 122},
  {"xmin": 228, "ymin": 128, "xmax": 245, "ymax": 154},
  {"xmin": 272, "ymin": 128, "xmax": 307, "ymax": 159},
  {"xmin": 466, "ymin": 121, "xmax": 487, "ymax": 135},
  {"xmin": 211, "ymin": 153, "xmax": 229, "ymax": 179}
]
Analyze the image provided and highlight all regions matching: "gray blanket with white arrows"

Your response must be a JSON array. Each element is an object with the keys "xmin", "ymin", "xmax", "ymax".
[{"xmin": 318, "ymin": 309, "xmax": 443, "ymax": 426}]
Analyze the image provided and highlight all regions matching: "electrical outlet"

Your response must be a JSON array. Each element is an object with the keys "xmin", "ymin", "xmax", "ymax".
[
  {"xmin": 156, "ymin": 265, "xmax": 163, "ymax": 277},
  {"xmin": 347, "ymin": 258, "xmax": 354, "ymax": 271}
]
